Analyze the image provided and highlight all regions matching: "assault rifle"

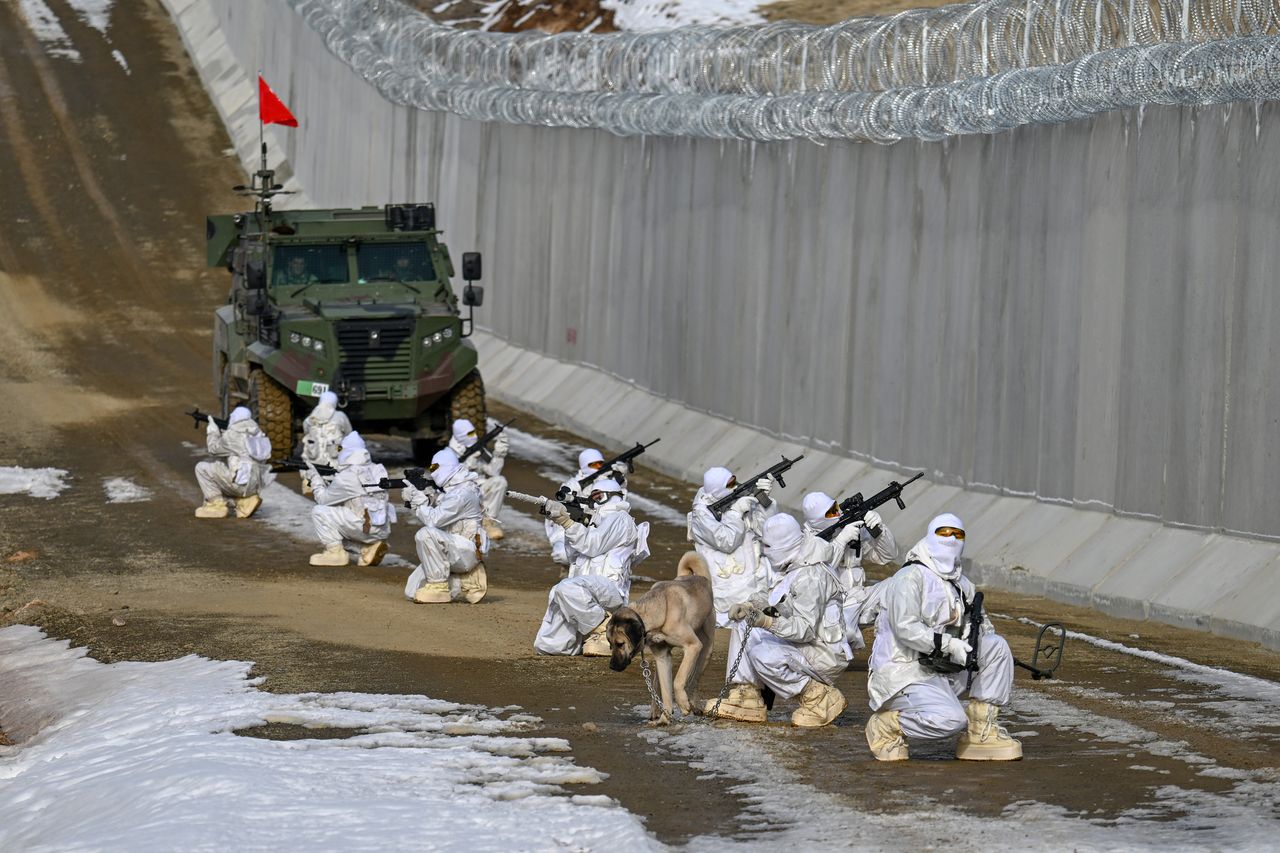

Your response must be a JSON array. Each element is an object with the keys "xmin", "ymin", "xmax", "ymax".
[
  {"xmin": 507, "ymin": 490, "xmax": 593, "ymax": 524},
  {"xmin": 186, "ymin": 408, "xmax": 228, "ymax": 430},
  {"xmin": 707, "ymin": 454, "xmax": 805, "ymax": 520},
  {"xmin": 576, "ymin": 438, "xmax": 662, "ymax": 491},
  {"xmin": 459, "ymin": 417, "xmax": 517, "ymax": 463},
  {"xmin": 817, "ymin": 471, "xmax": 925, "ymax": 542},
  {"xmin": 918, "ymin": 589, "xmax": 984, "ymax": 685},
  {"xmin": 272, "ymin": 457, "xmax": 336, "ymax": 477},
  {"xmin": 364, "ymin": 467, "xmax": 433, "ymax": 492}
]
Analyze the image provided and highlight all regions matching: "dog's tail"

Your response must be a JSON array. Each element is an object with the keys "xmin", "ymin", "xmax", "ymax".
[{"xmin": 677, "ymin": 551, "xmax": 711, "ymax": 581}]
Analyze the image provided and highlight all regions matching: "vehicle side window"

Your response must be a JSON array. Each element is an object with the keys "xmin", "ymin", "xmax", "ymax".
[
  {"xmin": 272, "ymin": 246, "xmax": 348, "ymax": 285},
  {"xmin": 357, "ymin": 244, "xmax": 436, "ymax": 284}
]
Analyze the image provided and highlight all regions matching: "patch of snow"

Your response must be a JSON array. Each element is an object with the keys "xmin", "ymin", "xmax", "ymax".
[
  {"xmin": 16, "ymin": 0, "xmax": 80, "ymax": 61},
  {"xmin": 643, "ymin": 704, "xmax": 1280, "ymax": 850},
  {"xmin": 66, "ymin": 0, "xmax": 113, "ymax": 35},
  {"xmin": 0, "ymin": 626, "xmax": 656, "ymax": 851},
  {"xmin": 601, "ymin": 0, "xmax": 765, "ymax": 31},
  {"xmin": 0, "ymin": 466, "xmax": 70, "ymax": 500},
  {"xmin": 110, "ymin": 48, "xmax": 129, "ymax": 74},
  {"xmin": 102, "ymin": 476, "xmax": 152, "ymax": 503}
]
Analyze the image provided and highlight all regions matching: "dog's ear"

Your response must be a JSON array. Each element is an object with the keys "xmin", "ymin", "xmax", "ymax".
[{"xmin": 621, "ymin": 613, "xmax": 645, "ymax": 652}]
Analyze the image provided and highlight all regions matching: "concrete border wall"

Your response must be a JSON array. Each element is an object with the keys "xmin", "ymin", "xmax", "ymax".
[{"xmin": 160, "ymin": 0, "xmax": 1280, "ymax": 650}]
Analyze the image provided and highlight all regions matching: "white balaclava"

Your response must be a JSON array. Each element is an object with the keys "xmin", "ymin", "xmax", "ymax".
[
  {"xmin": 318, "ymin": 390, "xmax": 338, "ymax": 408},
  {"xmin": 228, "ymin": 406, "xmax": 252, "ymax": 426},
  {"xmin": 337, "ymin": 447, "xmax": 370, "ymax": 468},
  {"xmin": 431, "ymin": 448, "xmax": 463, "ymax": 488},
  {"xmin": 802, "ymin": 491, "xmax": 840, "ymax": 532},
  {"xmin": 702, "ymin": 467, "xmax": 734, "ymax": 501},
  {"xmin": 762, "ymin": 513, "xmax": 806, "ymax": 570},
  {"xmin": 922, "ymin": 513, "xmax": 966, "ymax": 580},
  {"xmin": 587, "ymin": 478, "xmax": 625, "ymax": 509},
  {"xmin": 452, "ymin": 419, "xmax": 477, "ymax": 447},
  {"xmin": 314, "ymin": 391, "xmax": 339, "ymax": 419},
  {"xmin": 578, "ymin": 448, "xmax": 604, "ymax": 476},
  {"xmin": 341, "ymin": 431, "xmax": 366, "ymax": 453}
]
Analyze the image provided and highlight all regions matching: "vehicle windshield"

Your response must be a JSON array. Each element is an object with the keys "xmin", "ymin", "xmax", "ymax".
[
  {"xmin": 357, "ymin": 244, "xmax": 435, "ymax": 283},
  {"xmin": 272, "ymin": 245, "xmax": 348, "ymax": 286}
]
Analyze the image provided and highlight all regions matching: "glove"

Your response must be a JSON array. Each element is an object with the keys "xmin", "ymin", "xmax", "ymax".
[
  {"xmin": 611, "ymin": 460, "xmax": 629, "ymax": 476},
  {"xmin": 544, "ymin": 500, "xmax": 574, "ymax": 529},
  {"xmin": 493, "ymin": 432, "xmax": 510, "ymax": 456},
  {"xmin": 755, "ymin": 476, "xmax": 774, "ymax": 496},
  {"xmin": 727, "ymin": 602, "xmax": 773, "ymax": 629},
  {"xmin": 832, "ymin": 520, "xmax": 865, "ymax": 548},
  {"xmin": 943, "ymin": 635, "xmax": 972, "ymax": 667},
  {"xmin": 403, "ymin": 483, "xmax": 430, "ymax": 509},
  {"xmin": 863, "ymin": 510, "xmax": 884, "ymax": 534},
  {"xmin": 206, "ymin": 420, "xmax": 220, "ymax": 436},
  {"xmin": 730, "ymin": 495, "xmax": 756, "ymax": 515}
]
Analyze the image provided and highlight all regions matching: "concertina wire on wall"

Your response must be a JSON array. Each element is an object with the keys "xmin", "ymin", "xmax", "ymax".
[{"xmin": 289, "ymin": 0, "xmax": 1280, "ymax": 142}]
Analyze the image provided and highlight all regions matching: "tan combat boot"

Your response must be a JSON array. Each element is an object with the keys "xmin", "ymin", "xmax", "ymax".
[
  {"xmin": 482, "ymin": 517, "xmax": 505, "ymax": 542},
  {"xmin": 581, "ymin": 619, "xmax": 611, "ymax": 656},
  {"xmin": 357, "ymin": 541, "xmax": 388, "ymax": 567},
  {"xmin": 412, "ymin": 581, "xmax": 452, "ymax": 604},
  {"xmin": 457, "ymin": 563, "xmax": 488, "ymax": 604},
  {"xmin": 300, "ymin": 478, "xmax": 313, "ymax": 497},
  {"xmin": 703, "ymin": 684, "xmax": 768, "ymax": 723},
  {"xmin": 234, "ymin": 495, "xmax": 262, "ymax": 518},
  {"xmin": 309, "ymin": 543, "xmax": 349, "ymax": 567},
  {"xmin": 956, "ymin": 700, "xmax": 1023, "ymax": 761},
  {"xmin": 791, "ymin": 679, "xmax": 847, "ymax": 727},
  {"xmin": 865, "ymin": 710, "xmax": 910, "ymax": 761},
  {"xmin": 194, "ymin": 499, "xmax": 228, "ymax": 519}
]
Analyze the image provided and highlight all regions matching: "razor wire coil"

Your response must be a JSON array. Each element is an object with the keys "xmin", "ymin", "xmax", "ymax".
[{"xmin": 288, "ymin": 0, "xmax": 1280, "ymax": 142}]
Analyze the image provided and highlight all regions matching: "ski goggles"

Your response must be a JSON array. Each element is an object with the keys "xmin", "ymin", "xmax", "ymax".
[{"xmin": 934, "ymin": 526, "xmax": 966, "ymax": 540}]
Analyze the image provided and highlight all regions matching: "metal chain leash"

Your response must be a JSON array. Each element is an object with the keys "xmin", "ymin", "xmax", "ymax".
[
  {"xmin": 637, "ymin": 620, "xmax": 756, "ymax": 724},
  {"xmin": 704, "ymin": 622, "xmax": 754, "ymax": 722}
]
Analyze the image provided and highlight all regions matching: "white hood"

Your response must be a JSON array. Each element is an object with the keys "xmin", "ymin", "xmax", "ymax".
[
  {"xmin": 701, "ymin": 467, "xmax": 734, "ymax": 501},
  {"xmin": 802, "ymin": 491, "xmax": 839, "ymax": 532},
  {"xmin": 761, "ymin": 513, "xmax": 805, "ymax": 571},
  {"xmin": 904, "ymin": 512, "xmax": 966, "ymax": 581}
]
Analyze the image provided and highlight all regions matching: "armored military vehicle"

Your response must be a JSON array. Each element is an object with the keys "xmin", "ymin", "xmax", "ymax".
[{"xmin": 205, "ymin": 164, "xmax": 486, "ymax": 463}]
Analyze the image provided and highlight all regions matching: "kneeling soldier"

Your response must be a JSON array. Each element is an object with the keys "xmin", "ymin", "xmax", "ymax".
[{"xmin": 865, "ymin": 513, "xmax": 1022, "ymax": 761}]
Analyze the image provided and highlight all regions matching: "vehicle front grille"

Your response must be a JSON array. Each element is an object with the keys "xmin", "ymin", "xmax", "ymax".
[{"xmin": 336, "ymin": 319, "xmax": 414, "ymax": 384}]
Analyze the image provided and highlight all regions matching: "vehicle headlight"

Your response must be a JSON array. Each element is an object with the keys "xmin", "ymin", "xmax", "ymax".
[
  {"xmin": 422, "ymin": 336, "xmax": 433, "ymax": 348},
  {"xmin": 433, "ymin": 332, "xmax": 444, "ymax": 344},
  {"xmin": 301, "ymin": 336, "xmax": 312, "ymax": 347},
  {"xmin": 442, "ymin": 328, "xmax": 453, "ymax": 339},
  {"xmin": 289, "ymin": 332, "xmax": 301, "ymax": 344},
  {"xmin": 313, "ymin": 339, "xmax": 324, "ymax": 352}
]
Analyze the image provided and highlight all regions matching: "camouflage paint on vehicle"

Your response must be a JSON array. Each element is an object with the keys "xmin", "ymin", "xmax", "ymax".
[{"xmin": 207, "ymin": 190, "xmax": 485, "ymax": 457}]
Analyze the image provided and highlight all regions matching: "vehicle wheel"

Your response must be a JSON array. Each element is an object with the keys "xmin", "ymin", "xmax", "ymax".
[
  {"xmin": 248, "ymin": 367, "xmax": 294, "ymax": 459},
  {"xmin": 449, "ymin": 369, "xmax": 486, "ymax": 431}
]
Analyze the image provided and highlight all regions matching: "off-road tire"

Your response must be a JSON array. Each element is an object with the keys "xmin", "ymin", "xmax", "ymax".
[
  {"xmin": 411, "ymin": 369, "xmax": 486, "ymax": 464},
  {"xmin": 248, "ymin": 367, "xmax": 294, "ymax": 459},
  {"xmin": 449, "ymin": 369, "xmax": 486, "ymax": 429}
]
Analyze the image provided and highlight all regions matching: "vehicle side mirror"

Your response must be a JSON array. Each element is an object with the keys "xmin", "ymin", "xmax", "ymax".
[
  {"xmin": 245, "ymin": 257, "xmax": 266, "ymax": 290},
  {"xmin": 462, "ymin": 284, "xmax": 484, "ymax": 307},
  {"xmin": 462, "ymin": 252, "xmax": 481, "ymax": 281}
]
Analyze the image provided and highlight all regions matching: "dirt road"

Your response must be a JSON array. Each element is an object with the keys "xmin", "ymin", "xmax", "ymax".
[{"xmin": 1, "ymin": 2, "xmax": 1278, "ymax": 847}]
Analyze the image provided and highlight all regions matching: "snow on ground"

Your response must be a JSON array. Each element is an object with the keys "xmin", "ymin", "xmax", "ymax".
[
  {"xmin": 601, "ymin": 0, "xmax": 765, "ymax": 30},
  {"xmin": 102, "ymin": 476, "xmax": 152, "ymax": 503},
  {"xmin": 638, "ymin": 701, "xmax": 1280, "ymax": 851},
  {"xmin": 111, "ymin": 48, "xmax": 129, "ymax": 73},
  {"xmin": 0, "ymin": 466, "xmax": 70, "ymax": 500},
  {"xmin": 16, "ymin": 0, "xmax": 80, "ymax": 61},
  {"xmin": 0, "ymin": 626, "xmax": 658, "ymax": 851},
  {"xmin": 66, "ymin": 0, "xmax": 115, "ymax": 35}
]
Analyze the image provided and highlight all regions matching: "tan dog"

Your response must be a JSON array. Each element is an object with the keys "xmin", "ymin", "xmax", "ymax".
[{"xmin": 607, "ymin": 552, "xmax": 716, "ymax": 724}]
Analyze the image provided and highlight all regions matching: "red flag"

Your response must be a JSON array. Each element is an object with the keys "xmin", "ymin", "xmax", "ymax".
[{"xmin": 258, "ymin": 75, "xmax": 298, "ymax": 127}]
